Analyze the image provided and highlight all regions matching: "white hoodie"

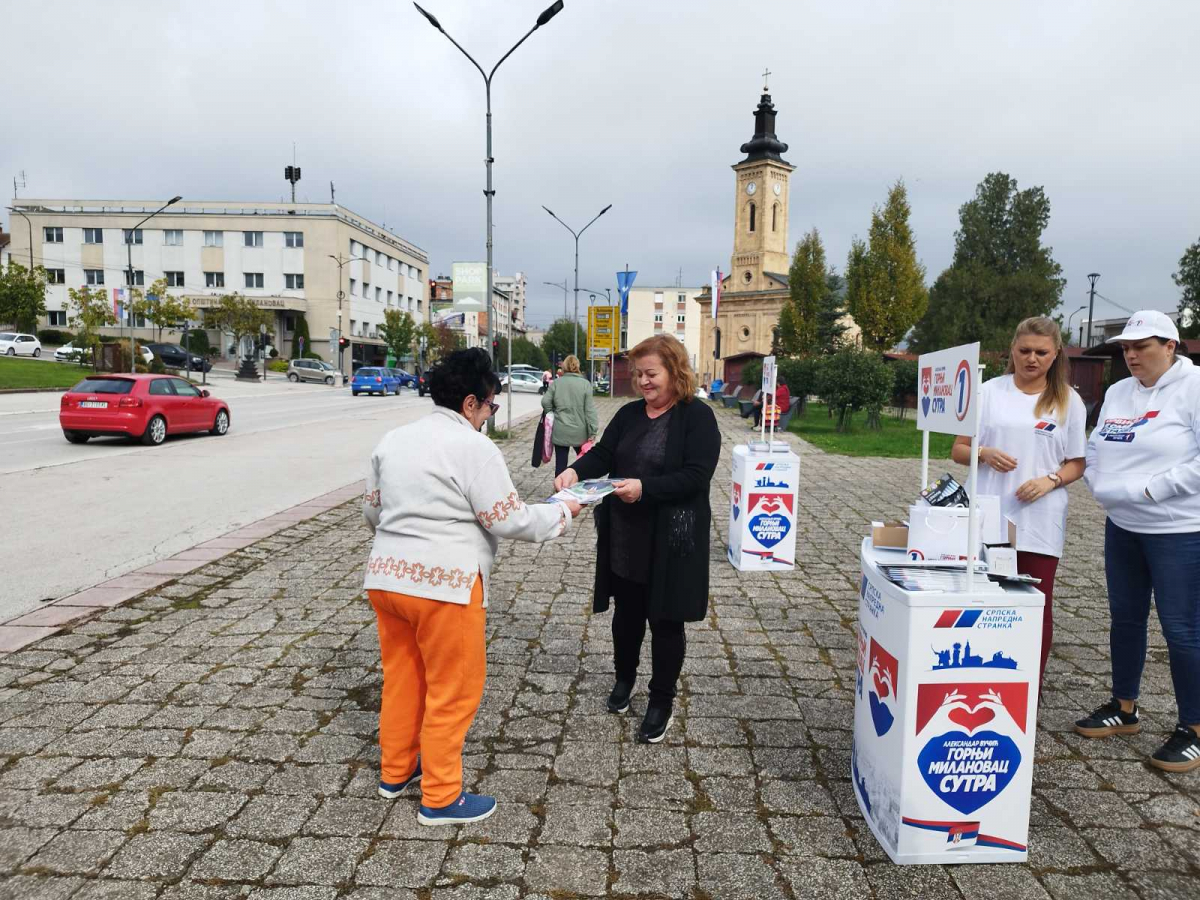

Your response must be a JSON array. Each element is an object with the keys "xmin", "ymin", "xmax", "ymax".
[{"xmin": 1085, "ymin": 356, "xmax": 1200, "ymax": 533}]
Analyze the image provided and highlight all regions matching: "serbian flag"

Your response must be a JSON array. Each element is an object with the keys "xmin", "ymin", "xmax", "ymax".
[
  {"xmin": 711, "ymin": 269, "xmax": 722, "ymax": 319},
  {"xmin": 112, "ymin": 288, "xmax": 126, "ymax": 322}
]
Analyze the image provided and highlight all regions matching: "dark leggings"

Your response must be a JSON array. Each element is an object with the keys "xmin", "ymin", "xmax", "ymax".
[
  {"xmin": 554, "ymin": 444, "xmax": 582, "ymax": 476},
  {"xmin": 1016, "ymin": 550, "xmax": 1058, "ymax": 695},
  {"xmin": 611, "ymin": 573, "xmax": 686, "ymax": 708}
]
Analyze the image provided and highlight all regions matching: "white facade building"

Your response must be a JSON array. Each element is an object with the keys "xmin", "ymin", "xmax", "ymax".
[
  {"xmin": 5, "ymin": 199, "xmax": 428, "ymax": 367},
  {"xmin": 622, "ymin": 285, "xmax": 704, "ymax": 369}
]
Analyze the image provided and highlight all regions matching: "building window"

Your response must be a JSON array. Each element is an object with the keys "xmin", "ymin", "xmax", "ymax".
[
  {"xmin": 653, "ymin": 313, "xmax": 663, "ymax": 323},
  {"xmin": 387, "ymin": 290, "xmax": 393, "ymax": 307},
  {"xmin": 363, "ymin": 282, "xmax": 370, "ymax": 299},
  {"xmin": 375, "ymin": 286, "xmax": 381, "ymax": 303},
  {"xmin": 44, "ymin": 226, "xmax": 63, "ymax": 243},
  {"xmin": 284, "ymin": 315, "xmax": 296, "ymax": 332},
  {"xmin": 285, "ymin": 273, "xmax": 304, "ymax": 290},
  {"xmin": 166, "ymin": 271, "xmax": 185, "ymax": 287},
  {"xmin": 654, "ymin": 292, "xmax": 664, "ymax": 307},
  {"xmin": 772, "ymin": 204, "xmax": 778, "ymax": 232},
  {"xmin": 125, "ymin": 270, "xmax": 145, "ymax": 286},
  {"xmin": 678, "ymin": 293, "xmax": 687, "ymax": 305},
  {"xmin": 244, "ymin": 272, "xmax": 264, "ymax": 289},
  {"xmin": 205, "ymin": 272, "xmax": 225, "ymax": 288},
  {"xmin": 350, "ymin": 241, "xmax": 361, "ymax": 257},
  {"xmin": 350, "ymin": 319, "xmax": 357, "ymax": 335},
  {"xmin": 203, "ymin": 230, "xmax": 223, "ymax": 247},
  {"xmin": 85, "ymin": 269, "xmax": 105, "ymax": 286},
  {"xmin": 388, "ymin": 258, "xmax": 396, "ymax": 272},
  {"xmin": 123, "ymin": 229, "xmax": 143, "ymax": 245},
  {"xmin": 46, "ymin": 268, "xmax": 65, "ymax": 284},
  {"xmin": 284, "ymin": 231, "xmax": 303, "ymax": 248},
  {"xmin": 244, "ymin": 231, "xmax": 263, "ymax": 248},
  {"xmin": 83, "ymin": 228, "xmax": 103, "ymax": 244},
  {"xmin": 748, "ymin": 202, "xmax": 756, "ymax": 233},
  {"xmin": 350, "ymin": 278, "xmax": 357, "ymax": 295},
  {"xmin": 48, "ymin": 310, "xmax": 68, "ymax": 326},
  {"xmin": 677, "ymin": 314, "xmax": 686, "ymax": 324},
  {"xmin": 162, "ymin": 229, "xmax": 183, "ymax": 246}
]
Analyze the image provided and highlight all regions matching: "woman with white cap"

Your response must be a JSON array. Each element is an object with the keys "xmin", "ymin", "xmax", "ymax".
[{"xmin": 1074, "ymin": 310, "xmax": 1200, "ymax": 772}]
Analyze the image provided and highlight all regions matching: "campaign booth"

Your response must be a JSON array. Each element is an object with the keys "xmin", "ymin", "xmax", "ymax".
[
  {"xmin": 727, "ymin": 356, "xmax": 799, "ymax": 571},
  {"xmin": 852, "ymin": 342, "xmax": 1045, "ymax": 865}
]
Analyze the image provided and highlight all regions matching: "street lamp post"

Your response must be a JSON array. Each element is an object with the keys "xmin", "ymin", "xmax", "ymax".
[
  {"xmin": 542, "ymin": 204, "xmax": 612, "ymax": 358},
  {"xmin": 1067, "ymin": 304, "xmax": 1087, "ymax": 345},
  {"xmin": 415, "ymin": 0, "xmax": 564, "ymax": 430},
  {"xmin": 5, "ymin": 207, "xmax": 34, "ymax": 271},
  {"xmin": 1085, "ymin": 273, "xmax": 1100, "ymax": 348},
  {"xmin": 328, "ymin": 254, "xmax": 352, "ymax": 383},
  {"xmin": 543, "ymin": 279, "xmax": 568, "ymax": 320},
  {"xmin": 125, "ymin": 197, "xmax": 182, "ymax": 373}
]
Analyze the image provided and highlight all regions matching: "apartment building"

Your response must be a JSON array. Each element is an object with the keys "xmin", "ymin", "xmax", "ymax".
[
  {"xmin": 622, "ymin": 285, "xmax": 704, "ymax": 369},
  {"xmin": 429, "ymin": 271, "xmax": 528, "ymax": 352},
  {"xmin": 5, "ymin": 199, "xmax": 428, "ymax": 365}
]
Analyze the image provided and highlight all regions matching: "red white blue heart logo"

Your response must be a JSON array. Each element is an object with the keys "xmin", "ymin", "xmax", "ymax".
[{"xmin": 917, "ymin": 730, "xmax": 1021, "ymax": 815}]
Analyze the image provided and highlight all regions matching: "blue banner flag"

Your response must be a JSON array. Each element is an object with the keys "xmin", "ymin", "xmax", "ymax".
[{"xmin": 616, "ymin": 269, "xmax": 637, "ymax": 315}]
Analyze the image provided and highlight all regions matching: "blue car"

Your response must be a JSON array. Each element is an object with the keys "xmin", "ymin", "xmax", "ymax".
[
  {"xmin": 389, "ymin": 368, "xmax": 417, "ymax": 389},
  {"xmin": 352, "ymin": 367, "xmax": 401, "ymax": 396}
]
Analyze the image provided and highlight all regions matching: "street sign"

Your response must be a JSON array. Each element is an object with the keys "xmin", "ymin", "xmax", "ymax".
[
  {"xmin": 588, "ymin": 305, "xmax": 620, "ymax": 361},
  {"xmin": 451, "ymin": 262, "xmax": 487, "ymax": 312}
]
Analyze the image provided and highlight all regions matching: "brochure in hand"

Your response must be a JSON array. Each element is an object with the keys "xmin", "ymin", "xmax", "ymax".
[{"xmin": 548, "ymin": 479, "xmax": 620, "ymax": 505}]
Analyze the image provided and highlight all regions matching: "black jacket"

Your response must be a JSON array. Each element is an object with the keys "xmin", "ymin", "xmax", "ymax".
[{"xmin": 570, "ymin": 398, "xmax": 721, "ymax": 623}]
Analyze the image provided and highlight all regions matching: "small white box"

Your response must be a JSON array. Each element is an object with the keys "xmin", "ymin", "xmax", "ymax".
[{"xmin": 983, "ymin": 544, "xmax": 1019, "ymax": 576}]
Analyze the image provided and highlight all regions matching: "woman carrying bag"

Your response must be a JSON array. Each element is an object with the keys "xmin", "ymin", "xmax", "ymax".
[
  {"xmin": 950, "ymin": 317, "xmax": 1086, "ymax": 691},
  {"xmin": 541, "ymin": 354, "xmax": 599, "ymax": 476},
  {"xmin": 555, "ymin": 335, "xmax": 721, "ymax": 744},
  {"xmin": 1074, "ymin": 311, "xmax": 1200, "ymax": 772}
]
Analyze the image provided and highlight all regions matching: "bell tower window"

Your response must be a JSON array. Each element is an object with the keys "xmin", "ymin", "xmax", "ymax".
[
  {"xmin": 772, "ymin": 204, "xmax": 778, "ymax": 232},
  {"xmin": 748, "ymin": 202, "xmax": 756, "ymax": 233}
]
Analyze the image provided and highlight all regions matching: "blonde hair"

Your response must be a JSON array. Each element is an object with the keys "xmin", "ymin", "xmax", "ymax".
[
  {"xmin": 628, "ymin": 335, "xmax": 697, "ymax": 403},
  {"xmin": 562, "ymin": 354, "xmax": 581, "ymax": 374},
  {"xmin": 1006, "ymin": 316, "xmax": 1071, "ymax": 419}
]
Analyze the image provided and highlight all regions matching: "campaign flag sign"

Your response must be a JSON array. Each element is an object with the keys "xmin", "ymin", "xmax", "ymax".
[
  {"xmin": 616, "ymin": 269, "xmax": 637, "ymax": 316},
  {"xmin": 710, "ymin": 269, "xmax": 722, "ymax": 319},
  {"xmin": 916, "ymin": 342, "xmax": 981, "ymax": 437}
]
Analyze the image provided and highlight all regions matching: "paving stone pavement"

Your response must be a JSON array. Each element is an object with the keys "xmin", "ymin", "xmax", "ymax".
[{"xmin": 1, "ymin": 398, "xmax": 1197, "ymax": 899}]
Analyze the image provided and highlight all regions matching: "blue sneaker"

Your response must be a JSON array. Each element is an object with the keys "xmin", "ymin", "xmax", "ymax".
[
  {"xmin": 417, "ymin": 792, "xmax": 497, "ymax": 826},
  {"xmin": 378, "ymin": 761, "xmax": 422, "ymax": 799}
]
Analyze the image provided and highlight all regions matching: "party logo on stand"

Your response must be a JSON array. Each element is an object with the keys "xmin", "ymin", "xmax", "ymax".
[
  {"xmin": 868, "ymin": 639, "xmax": 898, "ymax": 737},
  {"xmin": 920, "ymin": 366, "xmax": 933, "ymax": 417},
  {"xmin": 747, "ymin": 493, "xmax": 793, "ymax": 549},
  {"xmin": 731, "ymin": 483, "xmax": 741, "ymax": 521}
]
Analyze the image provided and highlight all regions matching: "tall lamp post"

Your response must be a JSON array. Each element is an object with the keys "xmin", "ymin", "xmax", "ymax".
[
  {"xmin": 1066, "ymin": 304, "xmax": 1087, "ymax": 345},
  {"xmin": 1085, "ymin": 272, "xmax": 1100, "ymax": 349},
  {"xmin": 542, "ymin": 203, "xmax": 612, "ymax": 358},
  {"xmin": 415, "ymin": 0, "xmax": 564, "ymax": 430},
  {"xmin": 543, "ymin": 278, "xmax": 569, "ymax": 320},
  {"xmin": 328, "ymin": 253, "xmax": 353, "ymax": 382},
  {"xmin": 5, "ymin": 207, "xmax": 34, "ymax": 271},
  {"xmin": 125, "ymin": 197, "xmax": 182, "ymax": 372}
]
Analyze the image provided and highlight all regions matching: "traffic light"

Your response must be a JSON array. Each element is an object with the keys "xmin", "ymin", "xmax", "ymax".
[
  {"xmin": 491, "ymin": 339, "xmax": 499, "ymax": 357},
  {"xmin": 284, "ymin": 165, "xmax": 301, "ymax": 183},
  {"xmin": 338, "ymin": 336, "xmax": 349, "ymax": 350}
]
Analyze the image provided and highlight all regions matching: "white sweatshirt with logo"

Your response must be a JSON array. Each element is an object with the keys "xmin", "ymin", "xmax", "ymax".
[{"xmin": 1084, "ymin": 356, "xmax": 1200, "ymax": 533}]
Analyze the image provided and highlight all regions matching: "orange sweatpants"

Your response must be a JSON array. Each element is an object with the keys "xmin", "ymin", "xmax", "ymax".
[{"xmin": 368, "ymin": 579, "xmax": 486, "ymax": 808}]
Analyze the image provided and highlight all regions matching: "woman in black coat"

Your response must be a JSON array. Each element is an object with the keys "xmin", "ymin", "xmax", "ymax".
[{"xmin": 555, "ymin": 335, "xmax": 721, "ymax": 743}]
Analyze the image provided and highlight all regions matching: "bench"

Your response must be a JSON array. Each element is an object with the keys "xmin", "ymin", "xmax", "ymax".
[{"xmin": 721, "ymin": 385, "xmax": 745, "ymax": 408}]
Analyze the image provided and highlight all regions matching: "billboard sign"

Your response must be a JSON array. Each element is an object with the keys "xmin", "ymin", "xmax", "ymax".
[
  {"xmin": 588, "ymin": 305, "xmax": 620, "ymax": 360},
  {"xmin": 451, "ymin": 262, "xmax": 487, "ymax": 312}
]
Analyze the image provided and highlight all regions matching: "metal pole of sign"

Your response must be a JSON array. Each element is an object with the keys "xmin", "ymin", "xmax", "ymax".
[
  {"xmin": 964, "ymin": 362, "xmax": 984, "ymax": 593},
  {"xmin": 260, "ymin": 323, "xmax": 267, "ymax": 383}
]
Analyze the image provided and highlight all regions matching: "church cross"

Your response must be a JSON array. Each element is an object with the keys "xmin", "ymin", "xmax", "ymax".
[{"xmin": 762, "ymin": 68, "xmax": 772, "ymax": 91}]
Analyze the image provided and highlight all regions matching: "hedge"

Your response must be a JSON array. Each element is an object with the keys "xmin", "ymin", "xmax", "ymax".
[{"xmin": 37, "ymin": 329, "xmax": 75, "ymax": 345}]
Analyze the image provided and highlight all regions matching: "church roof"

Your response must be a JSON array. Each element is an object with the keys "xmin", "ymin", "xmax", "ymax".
[
  {"xmin": 764, "ymin": 271, "xmax": 789, "ymax": 286},
  {"xmin": 738, "ymin": 93, "xmax": 791, "ymax": 165}
]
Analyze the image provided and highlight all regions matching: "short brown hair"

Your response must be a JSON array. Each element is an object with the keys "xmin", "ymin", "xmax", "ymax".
[
  {"xmin": 562, "ymin": 354, "xmax": 581, "ymax": 374},
  {"xmin": 628, "ymin": 335, "xmax": 697, "ymax": 403}
]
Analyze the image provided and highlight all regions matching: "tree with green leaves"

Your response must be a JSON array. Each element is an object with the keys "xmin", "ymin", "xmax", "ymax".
[
  {"xmin": 787, "ymin": 228, "xmax": 828, "ymax": 353},
  {"xmin": 815, "ymin": 348, "xmax": 894, "ymax": 431},
  {"xmin": 845, "ymin": 180, "xmax": 928, "ymax": 351},
  {"xmin": 494, "ymin": 335, "xmax": 549, "ymax": 371},
  {"xmin": 910, "ymin": 172, "xmax": 1065, "ymax": 353},
  {"xmin": 133, "ymin": 278, "xmax": 196, "ymax": 342},
  {"xmin": 816, "ymin": 270, "xmax": 850, "ymax": 354},
  {"xmin": 379, "ymin": 309, "xmax": 418, "ymax": 364},
  {"xmin": 773, "ymin": 301, "xmax": 802, "ymax": 356},
  {"xmin": 289, "ymin": 313, "xmax": 312, "ymax": 359},
  {"xmin": 1174, "ymin": 235, "xmax": 1200, "ymax": 339},
  {"xmin": 433, "ymin": 321, "xmax": 464, "ymax": 360},
  {"xmin": 0, "ymin": 261, "xmax": 48, "ymax": 333},
  {"xmin": 203, "ymin": 293, "xmax": 271, "ymax": 358},
  {"xmin": 541, "ymin": 317, "xmax": 587, "ymax": 365},
  {"xmin": 66, "ymin": 285, "xmax": 116, "ymax": 371}
]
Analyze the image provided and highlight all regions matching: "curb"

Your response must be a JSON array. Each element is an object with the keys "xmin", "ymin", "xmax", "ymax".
[
  {"xmin": 0, "ymin": 481, "xmax": 366, "ymax": 654},
  {"xmin": 0, "ymin": 387, "xmax": 71, "ymax": 395}
]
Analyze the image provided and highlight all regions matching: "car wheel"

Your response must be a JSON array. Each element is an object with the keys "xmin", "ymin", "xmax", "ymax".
[
  {"xmin": 33, "ymin": 348, "xmax": 41, "ymax": 357},
  {"xmin": 141, "ymin": 415, "xmax": 167, "ymax": 446},
  {"xmin": 63, "ymin": 430, "xmax": 89, "ymax": 444},
  {"xmin": 4, "ymin": 348, "xmax": 13, "ymax": 356},
  {"xmin": 325, "ymin": 376, "xmax": 334, "ymax": 385},
  {"xmin": 210, "ymin": 409, "xmax": 230, "ymax": 436},
  {"xmin": 352, "ymin": 391, "xmax": 359, "ymax": 396},
  {"xmin": 288, "ymin": 373, "xmax": 299, "ymax": 382}
]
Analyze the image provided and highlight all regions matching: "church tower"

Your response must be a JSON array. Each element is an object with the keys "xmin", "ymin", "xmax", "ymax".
[{"xmin": 730, "ymin": 90, "xmax": 795, "ymax": 293}]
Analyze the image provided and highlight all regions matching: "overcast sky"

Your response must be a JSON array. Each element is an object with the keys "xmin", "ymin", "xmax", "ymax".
[{"xmin": 4, "ymin": 1, "xmax": 1197, "ymax": 330}]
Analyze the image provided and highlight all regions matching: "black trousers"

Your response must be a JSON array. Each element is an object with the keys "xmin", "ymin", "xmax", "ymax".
[
  {"xmin": 554, "ymin": 443, "xmax": 582, "ymax": 476},
  {"xmin": 611, "ymin": 573, "xmax": 686, "ymax": 708}
]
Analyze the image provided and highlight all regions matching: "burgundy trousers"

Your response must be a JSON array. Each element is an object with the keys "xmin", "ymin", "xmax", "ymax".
[{"xmin": 1017, "ymin": 551, "xmax": 1059, "ymax": 694}]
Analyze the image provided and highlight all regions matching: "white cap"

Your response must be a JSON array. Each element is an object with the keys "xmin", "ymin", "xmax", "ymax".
[{"xmin": 1105, "ymin": 309, "xmax": 1179, "ymax": 344}]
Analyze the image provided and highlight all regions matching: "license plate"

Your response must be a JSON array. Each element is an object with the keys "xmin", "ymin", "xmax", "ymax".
[{"xmin": 80, "ymin": 401, "xmax": 107, "ymax": 408}]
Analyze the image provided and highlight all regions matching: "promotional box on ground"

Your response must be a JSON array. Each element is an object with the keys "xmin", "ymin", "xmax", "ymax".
[
  {"xmin": 853, "ymin": 538, "xmax": 1044, "ymax": 864},
  {"xmin": 727, "ymin": 442, "xmax": 799, "ymax": 570}
]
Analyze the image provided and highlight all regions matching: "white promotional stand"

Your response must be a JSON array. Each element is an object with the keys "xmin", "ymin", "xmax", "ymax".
[
  {"xmin": 852, "ymin": 342, "xmax": 1045, "ymax": 864},
  {"xmin": 727, "ymin": 356, "xmax": 800, "ymax": 571}
]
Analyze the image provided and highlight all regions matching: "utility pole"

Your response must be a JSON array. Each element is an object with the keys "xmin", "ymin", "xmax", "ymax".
[
  {"xmin": 328, "ymin": 254, "xmax": 352, "ymax": 381},
  {"xmin": 1086, "ymin": 273, "xmax": 1100, "ymax": 348}
]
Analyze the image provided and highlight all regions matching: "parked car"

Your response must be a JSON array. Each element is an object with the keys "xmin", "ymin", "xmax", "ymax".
[
  {"xmin": 146, "ymin": 342, "xmax": 212, "ymax": 372},
  {"xmin": 389, "ymin": 368, "xmax": 417, "ymax": 389},
  {"xmin": 0, "ymin": 333, "xmax": 42, "ymax": 357},
  {"xmin": 59, "ymin": 374, "xmax": 230, "ymax": 446},
  {"xmin": 54, "ymin": 342, "xmax": 92, "ymax": 363},
  {"xmin": 499, "ymin": 371, "xmax": 543, "ymax": 393},
  {"xmin": 287, "ymin": 358, "xmax": 338, "ymax": 385},
  {"xmin": 352, "ymin": 367, "xmax": 402, "ymax": 396}
]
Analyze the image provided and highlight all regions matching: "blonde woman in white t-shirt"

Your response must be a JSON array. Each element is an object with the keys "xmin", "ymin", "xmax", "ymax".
[{"xmin": 951, "ymin": 317, "xmax": 1087, "ymax": 690}]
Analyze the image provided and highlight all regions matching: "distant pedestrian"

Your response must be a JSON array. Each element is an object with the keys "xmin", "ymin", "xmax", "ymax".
[
  {"xmin": 362, "ymin": 348, "xmax": 581, "ymax": 825},
  {"xmin": 541, "ymin": 354, "xmax": 599, "ymax": 476},
  {"xmin": 555, "ymin": 335, "xmax": 720, "ymax": 744},
  {"xmin": 541, "ymin": 369, "xmax": 552, "ymax": 394},
  {"xmin": 1073, "ymin": 311, "xmax": 1200, "ymax": 772},
  {"xmin": 753, "ymin": 377, "xmax": 791, "ymax": 428}
]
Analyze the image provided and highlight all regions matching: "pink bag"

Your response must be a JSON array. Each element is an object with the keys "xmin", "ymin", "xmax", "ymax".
[
  {"xmin": 578, "ymin": 438, "xmax": 595, "ymax": 458},
  {"xmin": 542, "ymin": 412, "xmax": 554, "ymax": 464}
]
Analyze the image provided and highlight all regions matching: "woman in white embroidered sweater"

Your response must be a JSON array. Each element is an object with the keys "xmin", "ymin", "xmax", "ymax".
[{"xmin": 362, "ymin": 348, "xmax": 581, "ymax": 826}]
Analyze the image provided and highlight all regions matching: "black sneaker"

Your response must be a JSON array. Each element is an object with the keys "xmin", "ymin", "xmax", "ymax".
[
  {"xmin": 1074, "ymin": 697, "xmax": 1141, "ymax": 738},
  {"xmin": 1150, "ymin": 725, "xmax": 1200, "ymax": 773},
  {"xmin": 637, "ymin": 704, "xmax": 673, "ymax": 744},
  {"xmin": 607, "ymin": 680, "xmax": 634, "ymax": 715}
]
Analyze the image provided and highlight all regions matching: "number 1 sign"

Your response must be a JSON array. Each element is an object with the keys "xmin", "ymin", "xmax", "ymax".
[{"xmin": 916, "ymin": 343, "xmax": 981, "ymax": 438}]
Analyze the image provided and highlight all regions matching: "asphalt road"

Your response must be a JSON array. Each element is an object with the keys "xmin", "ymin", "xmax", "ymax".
[{"xmin": 0, "ymin": 378, "xmax": 546, "ymax": 620}]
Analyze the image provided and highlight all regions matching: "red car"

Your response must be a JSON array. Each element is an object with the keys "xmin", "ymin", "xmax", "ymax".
[{"xmin": 59, "ymin": 374, "xmax": 231, "ymax": 446}]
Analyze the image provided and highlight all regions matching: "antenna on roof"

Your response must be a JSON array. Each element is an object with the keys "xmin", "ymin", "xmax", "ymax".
[
  {"xmin": 13, "ymin": 170, "xmax": 26, "ymax": 200},
  {"xmin": 330, "ymin": 181, "xmax": 336, "ymax": 204}
]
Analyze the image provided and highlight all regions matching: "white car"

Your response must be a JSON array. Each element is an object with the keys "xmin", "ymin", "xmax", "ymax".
[
  {"xmin": 0, "ymin": 332, "xmax": 42, "ymax": 357},
  {"xmin": 499, "ymin": 371, "xmax": 543, "ymax": 393},
  {"xmin": 54, "ymin": 342, "xmax": 92, "ymax": 363}
]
